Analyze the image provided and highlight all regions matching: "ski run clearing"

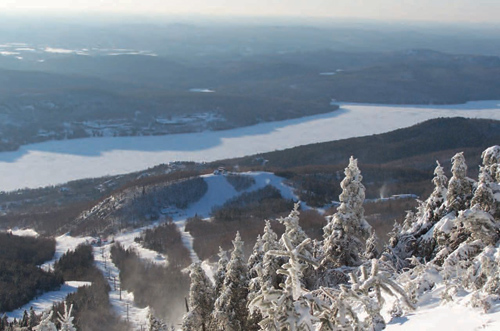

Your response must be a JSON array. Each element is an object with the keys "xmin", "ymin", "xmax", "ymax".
[{"xmin": 5, "ymin": 282, "xmax": 91, "ymax": 322}]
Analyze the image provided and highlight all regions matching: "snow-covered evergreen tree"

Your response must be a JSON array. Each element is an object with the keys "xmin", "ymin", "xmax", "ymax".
[
  {"xmin": 364, "ymin": 229, "xmax": 380, "ymax": 260},
  {"xmin": 401, "ymin": 210, "xmax": 417, "ymax": 232},
  {"xmin": 317, "ymin": 260, "xmax": 414, "ymax": 331},
  {"xmin": 214, "ymin": 247, "xmax": 229, "ymax": 299},
  {"xmin": 279, "ymin": 203, "xmax": 312, "ymax": 256},
  {"xmin": 247, "ymin": 221, "xmax": 282, "ymax": 330},
  {"xmin": 33, "ymin": 311, "xmax": 56, "ymax": 331},
  {"xmin": 20, "ymin": 310, "xmax": 29, "ymax": 328},
  {"xmin": 446, "ymin": 152, "xmax": 475, "ymax": 213},
  {"xmin": 481, "ymin": 145, "xmax": 500, "ymax": 182},
  {"xmin": 248, "ymin": 235, "xmax": 264, "ymax": 285},
  {"xmin": 211, "ymin": 232, "xmax": 249, "ymax": 331},
  {"xmin": 322, "ymin": 156, "xmax": 371, "ymax": 268},
  {"xmin": 471, "ymin": 166, "xmax": 496, "ymax": 215},
  {"xmin": 182, "ymin": 262, "xmax": 215, "ymax": 331},
  {"xmin": 259, "ymin": 220, "xmax": 281, "ymax": 290},
  {"xmin": 29, "ymin": 306, "xmax": 38, "ymax": 329},
  {"xmin": 424, "ymin": 161, "xmax": 448, "ymax": 225},
  {"xmin": 249, "ymin": 231, "xmax": 319, "ymax": 331},
  {"xmin": 57, "ymin": 302, "xmax": 76, "ymax": 331},
  {"xmin": 147, "ymin": 309, "xmax": 169, "ymax": 331}
]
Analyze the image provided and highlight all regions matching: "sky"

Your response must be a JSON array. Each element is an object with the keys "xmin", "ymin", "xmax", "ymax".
[{"xmin": 1, "ymin": 0, "xmax": 499, "ymax": 23}]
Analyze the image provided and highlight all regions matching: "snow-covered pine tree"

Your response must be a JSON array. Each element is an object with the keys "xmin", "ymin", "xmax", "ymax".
[
  {"xmin": 322, "ymin": 156, "xmax": 371, "ymax": 268},
  {"xmin": 33, "ymin": 311, "xmax": 56, "ymax": 331},
  {"xmin": 279, "ymin": 203, "xmax": 312, "ymax": 256},
  {"xmin": 318, "ymin": 259, "xmax": 414, "ymax": 331},
  {"xmin": 29, "ymin": 306, "xmax": 38, "ymax": 329},
  {"xmin": 259, "ymin": 220, "xmax": 281, "ymax": 290},
  {"xmin": 481, "ymin": 145, "xmax": 500, "ymax": 182},
  {"xmin": 471, "ymin": 166, "xmax": 496, "ymax": 215},
  {"xmin": 211, "ymin": 232, "xmax": 249, "ymax": 331},
  {"xmin": 57, "ymin": 302, "xmax": 76, "ymax": 331},
  {"xmin": 278, "ymin": 203, "xmax": 320, "ymax": 289},
  {"xmin": 472, "ymin": 146, "xmax": 500, "ymax": 218},
  {"xmin": 214, "ymin": 247, "xmax": 229, "ymax": 299},
  {"xmin": 146, "ymin": 307, "xmax": 173, "ymax": 331},
  {"xmin": 401, "ymin": 210, "xmax": 417, "ymax": 232},
  {"xmin": 182, "ymin": 262, "xmax": 215, "ymax": 331},
  {"xmin": 446, "ymin": 152, "xmax": 475, "ymax": 213},
  {"xmin": 424, "ymin": 161, "xmax": 448, "ymax": 225},
  {"xmin": 364, "ymin": 229, "xmax": 380, "ymax": 260},
  {"xmin": 21, "ymin": 310, "xmax": 29, "ymax": 328},
  {"xmin": 247, "ymin": 221, "xmax": 282, "ymax": 330},
  {"xmin": 250, "ymin": 231, "xmax": 319, "ymax": 331},
  {"xmin": 247, "ymin": 235, "xmax": 264, "ymax": 330},
  {"xmin": 387, "ymin": 161, "xmax": 452, "ymax": 267},
  {"xmin": 248, "ymin": 235, "xmax": 264, "ymax": 284}
]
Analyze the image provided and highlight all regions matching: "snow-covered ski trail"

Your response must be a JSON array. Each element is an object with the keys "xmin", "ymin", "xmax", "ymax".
[{"xmin": 93, "ymin": 244, "xmax": 150, "ymax": 330}]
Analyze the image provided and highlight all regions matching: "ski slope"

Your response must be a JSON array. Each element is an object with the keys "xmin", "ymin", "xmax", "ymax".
[
  {"xmin": 165, "ymin": 172, "xmax": 300, "ymax": 263},
  {"xmin": 5, "ymin": 281, "xmax": 91, "ymax": 322},
  {"xmin": 1, "ymin": 101, "xmax": 500, "ymax": 191},
  {"xmin": 93, "ymin": 243, "xmax": 150, "ymax": 330}
]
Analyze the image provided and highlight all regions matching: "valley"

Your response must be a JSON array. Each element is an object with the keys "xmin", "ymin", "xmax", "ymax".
[{"xmin": 1, "ymin": 13, "xmax": 500, "ymax": 331}]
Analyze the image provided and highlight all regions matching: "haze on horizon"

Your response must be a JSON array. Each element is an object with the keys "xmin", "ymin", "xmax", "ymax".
[{"xmin": 1, "ymin": 0, "xmax": 499, "ymax": 24}]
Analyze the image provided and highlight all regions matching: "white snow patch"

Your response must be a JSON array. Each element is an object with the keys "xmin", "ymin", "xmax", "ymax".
[
  {"xmin": 387, "ymin": 285, "xmax": 500, "ymax": 330},
  {"xmin": 9, "ymin": 228, "xmax": 39, "ymax": 237},
  {"xmin": 5, "ymin": 281, "xmax": 91, "ymax": 321},
  {"xmin": 41, "ymin": 233, "xmax": 93, "ymax": 271},
  {"xmin": 44, "ymin": 47, "xmax": 76, "ymax": 54},
  {"xmin": 15, "ymin": 47, "xmax": 36, "ymax": 52},
  {"xmin": 0, "ymin": 51, "xmax": 20, "ymax": 56},
  {"xmin": 113, "ymin": 227, "xmax": 169, "ymax": 266},
  {"xmin": 201, "ymin": 260, "xmax": 216, "ymax": 285},
  {"xmin": 434, "ymin": 213, "xmax": 457, "ymax": 235},
  {"xmin": 189, "ymin": 88, "xmax": 215, "ymax": 93}
]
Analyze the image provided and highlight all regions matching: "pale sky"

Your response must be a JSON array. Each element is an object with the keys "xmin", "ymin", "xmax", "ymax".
[{"xmin": 1, "ymin": 0, "xmax": 499, "ymax": 23}]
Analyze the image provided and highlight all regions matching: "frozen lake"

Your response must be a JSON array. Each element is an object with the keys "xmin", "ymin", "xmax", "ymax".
[{"xmin": 1, "ymin": 101, "xmax": 500, "ymax": 191}]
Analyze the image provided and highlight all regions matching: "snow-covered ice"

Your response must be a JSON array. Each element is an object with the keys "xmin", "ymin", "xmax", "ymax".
[{"xmin": 1, "ymin": 101, "xmax": 500, "ymax": 192}]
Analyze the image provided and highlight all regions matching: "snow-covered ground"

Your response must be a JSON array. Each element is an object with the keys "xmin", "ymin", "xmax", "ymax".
[
  {"xmin": 40, "ymin": 233, "xmax": 93, "ymax": 271},
  {"xmin": 5, "ymin": 281, "xmax": 91, "ymax": 322},
  {"xmin": 9, "ymin": 228, "xmax": 40, "ymax": 237},
  {"xmin": 386, "ymin": 285, "xmax": 500, "ymax": 330},
  {"xmin": 112, "ymin": 227, "xmax": 169, "ymax": 266},
  {"xmin": 93, "ymin": 244, "xmax": 150, "ymax": 330},
  {"xmin": 1, "ymin": 101, "xmax": 500, "ymax": 191}
]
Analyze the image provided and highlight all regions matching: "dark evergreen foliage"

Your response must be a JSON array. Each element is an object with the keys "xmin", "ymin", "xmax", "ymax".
[
  {"xmin": 0, "ymin": 234, "xmax": 62, "ymax": 313},
  {"xmin": 140, "ymin": 221, "xmax": 192, "ymax": 268}
]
